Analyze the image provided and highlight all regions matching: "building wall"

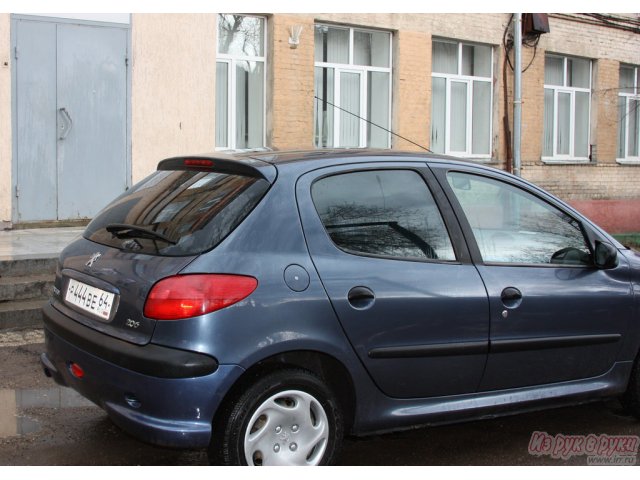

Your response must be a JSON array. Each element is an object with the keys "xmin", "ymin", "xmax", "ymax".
[
  {"xmin": 130, "ymin": 13, "xmax": 217, "ymax": 183},
  {"xmin": 592, "ymin": 59, "xmax": 619, "ymax": 163},
  {"xmin": 515, "ymin": 14, "xmax": 640, "ymax": 231},
  {"xmin": 268, "ymin": 14, "xmax": 315, "ymax": 150},
  {"xmin": 518, "ymin": 45, "xmax": 545, "ymax": 166},
  {"xmin": 0, "ymin": 14, "xmax": 11, "ymax": 227},
  {"xmin": 393, "ymin": 30, "xmax": 431, "ymax": 150},
  {"xmin": 515, "ymin": 17, "xmax": 638, "ymax": 166}
]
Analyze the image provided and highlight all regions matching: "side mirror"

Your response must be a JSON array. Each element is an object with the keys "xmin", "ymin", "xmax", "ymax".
[{"xmin": 594, "ymin": 240, "xmax": 618, "ymax": 269}]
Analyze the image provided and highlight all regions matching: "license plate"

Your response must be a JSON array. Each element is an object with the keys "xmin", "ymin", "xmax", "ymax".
[{"xmin": 65, "ymin": 278, "xmax": 115, "ymax": 320}]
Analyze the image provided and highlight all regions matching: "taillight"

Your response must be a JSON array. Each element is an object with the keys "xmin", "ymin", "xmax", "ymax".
[{"xmin": 144, "ymin": 274, "xmax": 258, "ymax": 320}]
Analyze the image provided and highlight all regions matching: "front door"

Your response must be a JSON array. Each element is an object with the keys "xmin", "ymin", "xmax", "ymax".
[
  {"xmin": 297, "ymin": 163, "xmax": 490, "ymax": 399},
  {"xmin": 14, "ymin": 17, "xmax": 128, "ymax": 222},
  {"xmin": 433, "ymin": 165, "xmax": 633, "ymax": 391}
]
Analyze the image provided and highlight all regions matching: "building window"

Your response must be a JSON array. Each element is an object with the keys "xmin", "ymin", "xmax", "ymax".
[
  {"xmin": 617, "ymin": 64, "xmax": 640, "ymax": 162},
  {"xmin": 216, "ymin": 14, "xmax": 266, "ymax": 150},
  {"xmin": 430, "ymin": 40, "xmax": 493, "ymax": 158},
  {"xmin": 542, "ymin": 54, "xmax": 592, "ymax": 161},
  {"xmin": 314, "ymin": 25, "xmax": 392, "ymax": 148}
]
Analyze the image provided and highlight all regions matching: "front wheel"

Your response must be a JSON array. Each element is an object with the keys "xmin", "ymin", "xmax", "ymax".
[{"xmin": 210, "ymin": 368, "xmax": 343, "ymax": 466}]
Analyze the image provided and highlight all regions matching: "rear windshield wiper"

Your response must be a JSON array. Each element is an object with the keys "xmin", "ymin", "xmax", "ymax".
[{"xmin": 105, "ymin": 223, "xmax": 177, "ymax": 245}]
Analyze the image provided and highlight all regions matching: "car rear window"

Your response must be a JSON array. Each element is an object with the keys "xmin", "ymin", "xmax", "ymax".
[{"xmin": 84, "ymin": 170, "xmax": 270, "ymax": 256}]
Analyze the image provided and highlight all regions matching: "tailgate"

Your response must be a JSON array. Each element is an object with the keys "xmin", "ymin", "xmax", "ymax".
[{"xmin": 51, "ymin": 237, "xmax": 196, "ymax": 345}]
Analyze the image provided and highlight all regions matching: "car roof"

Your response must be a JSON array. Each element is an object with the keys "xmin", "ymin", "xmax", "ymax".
[
  {"xmin": 238, "ymin": 148, "xmax": 513, "ymax": 178},
  {"xmin": 162, "ymin": 148, "xmax": 509, "ymax": 181},
  {"xmin": 241, "ymin": 148, "xmax": 450, "ymax": 165},
  {"xmin": 185, "ymin": 148, "xmax": 501, "ymax": 173}
]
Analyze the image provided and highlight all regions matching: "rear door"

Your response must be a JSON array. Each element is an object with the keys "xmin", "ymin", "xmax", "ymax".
[
  {"xmin": 431, "ymin": 164, "xmax": 633, "ymax": 391},
  {"xmin": 297, "ymin": 162, "xmax": 490, "ymax": 399}
]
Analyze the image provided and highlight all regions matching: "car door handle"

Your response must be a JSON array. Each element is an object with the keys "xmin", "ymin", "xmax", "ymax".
[
  {"xmin": 501, "ymin": 287, "xmax": 522, "ymax": 309},
  {"xmin": 348, "ymin": 286, "xmax": 375, "ymax": 310}
]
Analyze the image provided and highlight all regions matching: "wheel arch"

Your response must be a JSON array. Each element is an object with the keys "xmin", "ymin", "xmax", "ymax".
[{"xmin": 212, "ymin": 349, "xmax": 357, "ymax": 436}]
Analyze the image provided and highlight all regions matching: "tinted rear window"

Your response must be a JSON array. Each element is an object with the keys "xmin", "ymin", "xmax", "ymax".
[
  {"xmin": 84, "ymin": 170, "xmax": 269, "ymax": 256},
  {"xmin": 311, "ymin": 170, "xmax": 456, "ymax": 261}
]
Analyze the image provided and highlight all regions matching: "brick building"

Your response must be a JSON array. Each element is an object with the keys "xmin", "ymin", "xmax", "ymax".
[{"xmin": 0, "ymin": 13, "xmax": 639, "ymax": 231}]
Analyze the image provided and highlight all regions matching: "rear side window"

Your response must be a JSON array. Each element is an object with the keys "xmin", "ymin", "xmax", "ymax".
[
  {"xmin": 84, "ymin": 170, "xmax": 269, "ymax": 256},
  {"xmin": 311, "ymin": 170, "xmax": 456, "ymax": 261}
]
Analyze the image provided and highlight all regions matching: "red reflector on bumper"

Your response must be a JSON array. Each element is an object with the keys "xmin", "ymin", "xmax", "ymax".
[{"xmin": 69, "ymin": 362, "xmax": 85, "ymax": 379}]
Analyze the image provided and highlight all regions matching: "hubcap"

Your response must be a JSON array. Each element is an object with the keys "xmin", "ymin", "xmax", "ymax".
[{"xmin": 243, "ymin": 389, "xmax": 329, "ymax": 466}]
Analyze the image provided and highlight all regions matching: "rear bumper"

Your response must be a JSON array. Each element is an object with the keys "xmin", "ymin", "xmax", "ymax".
[
  {"xmin": 41, "ymin": 303, "xmax": 244, "ymax": 448},
  {"xmin": 43, "ymin": 302, "xmax": 219, "ymax": 378}
]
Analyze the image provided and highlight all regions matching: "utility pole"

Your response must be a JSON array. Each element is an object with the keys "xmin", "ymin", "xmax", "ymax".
[{"xmin": 513, "ymin": 13, "xmax": 523, "ymax": 177}]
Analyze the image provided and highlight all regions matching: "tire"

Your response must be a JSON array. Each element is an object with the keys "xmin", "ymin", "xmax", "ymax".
[
  {"xmin": 621, "ymin": 354, "xmax": 640, "ymax": 419},
  {"xmin": 209, "ymin": 368, "xmax": 343, "ymax": 466}
]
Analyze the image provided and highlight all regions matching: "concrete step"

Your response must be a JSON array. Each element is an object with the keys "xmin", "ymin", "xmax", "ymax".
[
  {"xmin": 0, "ymin": 298, "xmax": 47, "ymax": 330},
  {"xmin": 0, "ymin": 256, "xmax": 57, "ymax": 330},
  {"xmin": 0, "ymin": 257, "xmax": 57, "ymax": 277},
  {"xmin": 0, "ymin": 274, "xmax": 54, "ymax": 302}
]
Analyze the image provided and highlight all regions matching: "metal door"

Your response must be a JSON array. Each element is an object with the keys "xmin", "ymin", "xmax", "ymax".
[
  {"xmin": 14, "ymin": 19, "xmax": 57, "ymax": 221},
  {"xmin": 13, "ymin": 17, "xmax": 129, "ymax": 222}
]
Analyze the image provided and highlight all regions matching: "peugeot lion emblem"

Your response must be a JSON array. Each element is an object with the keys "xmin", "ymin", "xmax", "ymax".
[{"xmin": 86, "ymin": 252, "xmax": 102, "ymax": 268}]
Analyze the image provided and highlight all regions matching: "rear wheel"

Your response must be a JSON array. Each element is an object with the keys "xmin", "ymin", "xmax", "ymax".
[{"xmin": 210, "ymin": 368, "xmax": 343, "ymax": 465}]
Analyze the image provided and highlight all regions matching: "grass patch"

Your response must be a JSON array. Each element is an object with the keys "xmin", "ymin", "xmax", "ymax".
[{"xmin": 612, "ymin": 233, "xmax": 640, "ymax": 251}]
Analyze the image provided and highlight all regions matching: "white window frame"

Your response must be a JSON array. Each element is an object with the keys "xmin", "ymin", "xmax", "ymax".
[
  {"xmin": 431, "ymin": 39, "xmax": 494, "ymax": 160},
  {"xmin": 542, "ymin": 54, "xmax": 592, "ymax": 164},
  {"xmin": 617, "ymin": 64, "xmax": 640, "ymax": 164},
  {"xmin": 216, "ymin": 14, "xmax": 267, "ymax": 151},
  {"xmin": 314, "ymin": 25, "xmax": 392, "ymax": 149}
]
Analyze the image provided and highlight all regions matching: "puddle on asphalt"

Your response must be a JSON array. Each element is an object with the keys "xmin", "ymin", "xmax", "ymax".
[{"xmin": 0, "ymin": 387, "xmax": 95, "ymax": 439}]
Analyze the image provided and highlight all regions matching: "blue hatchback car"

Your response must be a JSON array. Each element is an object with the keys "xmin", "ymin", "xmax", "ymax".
[{"xmin": 41, "ymin": 149, "xmax": 640, "ymax": 465}]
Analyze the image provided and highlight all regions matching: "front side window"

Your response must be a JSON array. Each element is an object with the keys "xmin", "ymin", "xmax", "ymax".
[
  {"xmin": 447, "ymin": 172, "xmax": 591, "ymax": 266},
  {"xmin": 542, "ymin": 54, "xmax": 592, "ymax": 161},
  {"xmin": 431, "ymin": 40, "xmax": 493, "ymax": 158},
  {"xmin": 314, "ymin": 25, "xmax": 392, "ymax": 149},
  {"xmin": 617, "ymin": 64, "xmax": 640, "ymax": 162},
  {"xmin": 312, "ymin": 170, "xmax": 456, "ymax": 261},
  {"xmin": 216, "ymin": 14, "xmax": 266, "ymax": 150}
]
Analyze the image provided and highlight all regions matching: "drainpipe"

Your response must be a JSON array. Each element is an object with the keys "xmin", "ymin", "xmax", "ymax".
[{"xmin": 513, "ymin": 13, "xmax": 523, "ymax": 177}]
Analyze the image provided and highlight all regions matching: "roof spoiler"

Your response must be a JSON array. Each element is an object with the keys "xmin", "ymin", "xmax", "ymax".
[{"xmin": 157, "ymin": 155, "xmax": 276, "ymax": 182}]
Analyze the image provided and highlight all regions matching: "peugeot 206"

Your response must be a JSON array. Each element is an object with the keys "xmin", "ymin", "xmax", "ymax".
[{"xmin": 41, "ymin": 149, "xmax": 640, "ymax": 465}]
